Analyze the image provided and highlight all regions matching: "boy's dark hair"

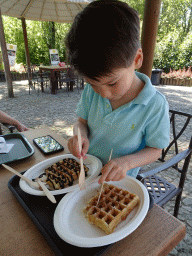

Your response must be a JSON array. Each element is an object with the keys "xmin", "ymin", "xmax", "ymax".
[{"xmin": 65, "ymin": 0, "xmax": 140, "ymax": 80}]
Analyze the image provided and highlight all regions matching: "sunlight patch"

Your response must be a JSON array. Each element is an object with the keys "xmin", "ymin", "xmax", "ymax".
[
  {"xmin": 54, "ymin": 120, "xmax": 66, "ymax": 126},
  {"xmin": 64, "ymin": 126, "xmax": 73, "ymax": 136}
]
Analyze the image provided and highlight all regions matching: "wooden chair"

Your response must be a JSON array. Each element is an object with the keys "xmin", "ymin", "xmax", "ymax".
[{"xmin": 138, "ymin": 110, "xmax": 192, "ymax": 217}]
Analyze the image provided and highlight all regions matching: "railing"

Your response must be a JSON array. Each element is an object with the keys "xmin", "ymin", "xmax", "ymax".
[
  {"xmin": 161, "ymin": 77, "xmax": 192, "ymax": 86},
  {"xmin": 0, "ymin": 72, "xmax": 28, "ymax": 82}
]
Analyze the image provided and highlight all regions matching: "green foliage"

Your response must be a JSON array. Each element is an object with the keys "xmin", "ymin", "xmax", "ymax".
[
  {"xmin": 177, "ymin": 32, "xmax": 192, "ymax": 68},
  {"xmin": 154, "ymin": 0, "xmax": 192, "ymax": 72},
  {"xmin": 154, "ymin": 30, "xmax": 192, "ymax": 72},
  {"xmin": 158, "ymin": 0, "xmax": 192, "ymax": 40},
  {"xmin": 1, "ymin": 0, "xmax": 191, "ymax": 72},
  {"xmin": 0, "ymin": 62, "xmax": 4, "ymax": 70},
  {"xmin": 2, "ymin": 15, "xmax": 71, "ymax": 66},
  {"xmin": 124, "ymin": 0, "xmax": 145, "ymax": 19}
]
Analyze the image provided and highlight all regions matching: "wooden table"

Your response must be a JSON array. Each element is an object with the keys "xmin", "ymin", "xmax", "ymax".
[
  {"xmin": 39, "ymin": 65, "xmax": 70, "ymax": 94},
  {"xmin": 0, "ymin": 128, "xmax": 186, "ymax": 256}
]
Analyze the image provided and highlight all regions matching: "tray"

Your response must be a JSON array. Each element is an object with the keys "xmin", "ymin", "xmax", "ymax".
[
  {"xmin": 8, "ymin": 173, "xmax": 154, "ymax": 255},
  {"xmin": 0, "ymin": 133, "xmax": 34, "ymax": 165},
  {"xmin": 8, "ymin": 173, "xmax": 112, "ymax": 256}
]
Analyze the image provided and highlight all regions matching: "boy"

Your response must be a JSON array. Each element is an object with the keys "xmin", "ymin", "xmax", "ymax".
[{"xmin": 66, "ymin": 0, "xmax": 170, "ymax": 183}]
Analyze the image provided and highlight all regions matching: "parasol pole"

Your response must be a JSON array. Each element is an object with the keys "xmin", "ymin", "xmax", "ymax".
[
  {"xmin": 0, "ymin": 8, "xmax": 14, "ymax": 98},
  {"xmin": 21, "ymin": 17, "xmax": 33, "ymax": 90},
  {"xmin": 139, "ymin": 0, "xmax": 162, "ymax": 78}
]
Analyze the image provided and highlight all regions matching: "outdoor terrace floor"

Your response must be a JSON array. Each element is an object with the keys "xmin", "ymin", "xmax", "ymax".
[{"xmin": 0, "ymin": 80, "xmax": 192, "ymax": 256}]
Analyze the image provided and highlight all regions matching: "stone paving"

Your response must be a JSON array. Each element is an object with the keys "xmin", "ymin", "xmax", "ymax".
[{"xmin": 0, "ymin": 81, "xmax": 192, "ymax": 255}]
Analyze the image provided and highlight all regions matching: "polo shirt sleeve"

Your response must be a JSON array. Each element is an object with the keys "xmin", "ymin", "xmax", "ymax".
[
  {"xmin": 76, "ymin": 84, "xmax": 93, "ymax": 120},
  {"xmin": 145, "ymin": 94, "xmax": 170, "ymax": 149}
]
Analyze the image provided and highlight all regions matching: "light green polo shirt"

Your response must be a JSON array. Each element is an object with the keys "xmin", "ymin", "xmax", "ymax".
[{"xmin": 76, "ymin": 72, "xmax": 170, "ymax": 177}]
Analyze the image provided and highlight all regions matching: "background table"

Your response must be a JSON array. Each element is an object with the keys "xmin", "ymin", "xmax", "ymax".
[
  {"xmin": 39, "ymin": 65, "xmax": 70, "ymax": 94},
  {"xmin": 0, "ymin": 127, "xmax": 186, "ymax": 256}
]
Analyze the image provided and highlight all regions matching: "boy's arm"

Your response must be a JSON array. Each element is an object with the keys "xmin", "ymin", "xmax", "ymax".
[
  {"xmin": 73, "ymin": 117, "xmax": 89, "ymax": 138},
  {"xmin": 99, "ymin": 146, "xmax": 162, "ymax": 183}
]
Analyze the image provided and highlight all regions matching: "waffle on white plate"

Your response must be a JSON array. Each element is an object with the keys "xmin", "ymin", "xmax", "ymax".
[
  {"xmin": 36, "ymin": 158, "xmax": 89, "ymax": 190},
  {"xmin": 84, "ymin": 183, "xmax": 139, "ymax": 234}
]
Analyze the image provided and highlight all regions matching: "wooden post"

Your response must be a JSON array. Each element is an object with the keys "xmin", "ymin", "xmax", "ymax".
[
  {"xmin": 0, "ymin": 8, "xmax": 14, "ymax": 97},
  {"xmin": 21, "ymin": 18, "xmax": 32, "ymax": 86},
  {"xmin": 139, "ymin": 0, "xmax": 162, "ymax": 78}
]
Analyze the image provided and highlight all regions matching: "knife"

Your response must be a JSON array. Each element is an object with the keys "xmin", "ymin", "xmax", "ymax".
[{"xmin": 77, "ymin": 127, "xmax": 86, "ymax": 190}]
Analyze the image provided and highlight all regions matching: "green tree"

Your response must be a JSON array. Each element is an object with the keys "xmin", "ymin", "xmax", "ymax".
[
  {"xmin": 124, "ymin": 0, "xmax": 145, "ymax": 19},
  {"xmin": 154, "ymin": 0, "xmax": 192, "ymax": 71},
  {"xmin": 1, "ymin": 0, "xmax": 192, "ymax": 71},
  {"xmin": 159, "ymin": 0, "xmax": 192, "ymax": 39},
  {"xmin": 2, "ymin": 15, "xmax": 71, "ymax": 66}
]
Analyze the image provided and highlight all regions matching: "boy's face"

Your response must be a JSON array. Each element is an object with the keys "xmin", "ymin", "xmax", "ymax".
[
  {"xmin": 84, "ymin": 66, "xmax": 135, "ymax": 101},
  {"xmin": 84, "ymin": 49, "xmax": 143, "ymax": 102}
]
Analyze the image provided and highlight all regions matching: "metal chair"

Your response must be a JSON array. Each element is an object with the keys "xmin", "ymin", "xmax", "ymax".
[
  {"xmin": 57, "ymin": 68, "xmax": 80, "ymax": 95},
  {"xmin": 28, "ymin": 66, "xmax": 50, "ymax": 94},
  {"xmin": 0, "ymin": 123, "xmax": 16, "ymax": 135},
  {"xmin": 138, "ymin": 110, "xmax": 192, "ymax": 218}
]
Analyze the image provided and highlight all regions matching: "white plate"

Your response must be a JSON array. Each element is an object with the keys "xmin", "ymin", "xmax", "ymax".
[
  {"xmin": 54, "ymin": 176, "xmax": 149, "ymax": 247},
  {"xmin": 19, "ymin": 154, "xmax": 102, "ymax": 196}
]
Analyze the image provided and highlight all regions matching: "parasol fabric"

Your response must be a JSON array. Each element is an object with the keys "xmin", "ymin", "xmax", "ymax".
[{"xmin": 0, "ymin": 0, "xmax": 92, "ymax": 23}]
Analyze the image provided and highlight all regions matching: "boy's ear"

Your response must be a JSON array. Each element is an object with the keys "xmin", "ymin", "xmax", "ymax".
[{"xmin": 134, "ymin": 48, "xmax": 143, "ymax": 69}]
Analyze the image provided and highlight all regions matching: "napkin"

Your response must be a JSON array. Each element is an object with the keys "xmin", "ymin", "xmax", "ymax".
[
  {"xmin": 0, "ymin": 137, "xmax": 14, "ymax": 154},
  {"xmin": 0, "ymin": 137, "xmax": 6, "ymax": 150}
]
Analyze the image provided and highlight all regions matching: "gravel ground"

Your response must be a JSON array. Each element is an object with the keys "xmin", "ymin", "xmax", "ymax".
[{"xmin": 0, "ymin": 80, "xmax": 192, "ymax": 255}]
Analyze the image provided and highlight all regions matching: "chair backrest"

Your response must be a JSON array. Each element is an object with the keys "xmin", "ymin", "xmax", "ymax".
[
  {"xmin": 0, "ymin": 123, "xmax": 16, "ymax": 135},
  {"xmin": 160, "ymin": 109, "xmax": 192, "ymax": 172},
  {"xmin": 66, "ymin": 68, "xmax": 75, "ymax": 78},
  {"xmin": 0, "ymin": 124, "xmax": 2, "ymax": 135}
]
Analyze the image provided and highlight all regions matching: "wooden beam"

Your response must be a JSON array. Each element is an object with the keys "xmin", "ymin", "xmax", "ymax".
[
  {"xmin": 21, "ymin": 17, "xmax": 32, "ymax": 86},
  {"xmin": 139, "ymin": 0, "xmax": 162, "ymax": 78},
  {"xmin": 0, "ymin": 8, "xmax": 14, "ymax": 97}
]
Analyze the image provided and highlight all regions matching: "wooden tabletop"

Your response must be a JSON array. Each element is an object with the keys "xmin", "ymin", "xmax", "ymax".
[
  {"xmin": 39, "ymin": 65, "xmax": 70, "ymax": 71},
  {"xmin": 0, "ymin": 128, "xmax": 186, "ymax": 256}
]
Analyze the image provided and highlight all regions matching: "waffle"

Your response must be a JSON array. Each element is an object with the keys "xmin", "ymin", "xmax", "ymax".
[
  {"xmin": 84, "ymin": 183, "xmax": 139, "ymax": 234},
  {"xmin": 38, "ymin": 158, "xmax": 89, "ymax": 190}
]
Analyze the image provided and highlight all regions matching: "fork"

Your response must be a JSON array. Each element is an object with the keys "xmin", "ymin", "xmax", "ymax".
[
  {"xmin": 2, "ymin": 164, "xmax": 56, "ymax": 203},
  {"xmin": 96, "ymin": 149, "xmax": 113, "ymax": 206}
]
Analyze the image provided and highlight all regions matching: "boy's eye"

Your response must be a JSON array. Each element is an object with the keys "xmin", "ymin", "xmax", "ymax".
[{"xmin": 108, "ymin": 82, "xmax": 116, "ymax": 86}]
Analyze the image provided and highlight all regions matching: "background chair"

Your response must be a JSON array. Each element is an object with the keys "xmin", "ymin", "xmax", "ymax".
[
  {"xmin": 138, "ymin": 110, "xmax": 192, "ymax": 218},
  {"xmin": 57, "ymin": 68, "xmax": 81, "ymax": 95},
  {"xmin": 28, "ymin": 65, "xmax": 50, "ymax": 94},
  {"xmin": 0, "ymin": 123, "xmax": 16, "ymax": 135}
]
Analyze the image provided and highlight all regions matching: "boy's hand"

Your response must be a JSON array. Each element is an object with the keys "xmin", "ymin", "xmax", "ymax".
[
  {"xmin": 68, "ymin": 134, "xmax": 89, "ymax": 159},
  {"xmin": 98, "ymin": 157, "xmax": 129, "ymax": 184}
]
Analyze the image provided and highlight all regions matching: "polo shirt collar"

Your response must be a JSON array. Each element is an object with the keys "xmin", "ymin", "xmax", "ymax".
[{"xmin": 132, "ymin": 71, "xmax": 156, "ymax": 106}]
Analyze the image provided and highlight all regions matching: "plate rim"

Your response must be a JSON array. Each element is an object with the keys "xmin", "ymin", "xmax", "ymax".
[
  {"xmin": 19, "ymin": 153, "xmax": 102, "ymax": 195},
  {"xmin": 53, "ymin": 176, "xmax": 149, "ymax": 247}
]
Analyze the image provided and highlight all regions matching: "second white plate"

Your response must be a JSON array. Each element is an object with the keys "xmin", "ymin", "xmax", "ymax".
[
  {"xmin": 19, "ymin": 154, "xmax": 102, "ymax": 195},
  {"xmin": 54, "ymin": 176, "xmax": 149, "ymax": 247}
]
